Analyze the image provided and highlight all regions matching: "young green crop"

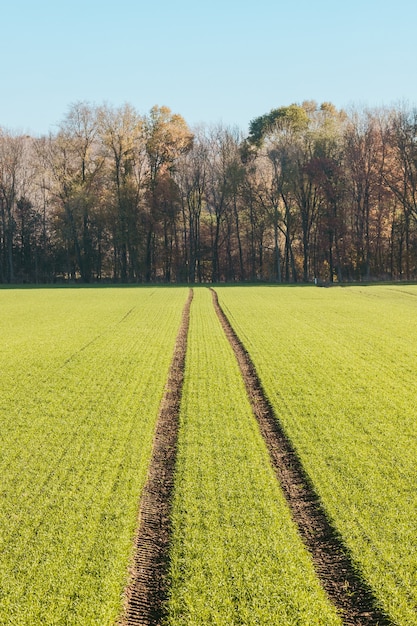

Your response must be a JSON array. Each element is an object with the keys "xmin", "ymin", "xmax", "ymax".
[
  {"xmin": 166, "ymin": 287, "xmax": 342, "ymax": 625},
  {"xmin": 216, "ymin": 285, "xmax": 417, "ymax": 626},
  {"xmin": 0, "ymin": 287, "xmax": 189, "ymax": 626}
]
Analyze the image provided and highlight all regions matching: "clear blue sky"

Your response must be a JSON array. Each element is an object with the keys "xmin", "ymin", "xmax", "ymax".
[{"xmin": 2, "ymin": 0, "xmax": 416, "ymax": 135}]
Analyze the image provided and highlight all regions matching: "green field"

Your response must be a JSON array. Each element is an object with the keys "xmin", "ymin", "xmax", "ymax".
[
  {"xmin": 1, "ymin": 285, "xmax": 416, "ymax": 625},
  {"xmin": 216, "ymin": 285, "xmax": 417, "ymax": 625},
  {"xmin": 0, "ymin": 287, "xmax": 188, "ymax": 625},
  {"xmin": 166, "ymin": 288, "xmax": 341, "ymax": 625}
]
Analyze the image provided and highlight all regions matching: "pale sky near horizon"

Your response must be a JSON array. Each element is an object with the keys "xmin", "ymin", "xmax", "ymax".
[{"xmin": 2, "ymin": 0, "xmax": 416, "ymax": 136}]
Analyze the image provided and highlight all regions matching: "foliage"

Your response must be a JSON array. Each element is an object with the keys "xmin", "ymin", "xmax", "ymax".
[
  {"xmin": 3, "ymin": 101, "xmax": 417, "ymax": 283},
  {"xmin": 248, "ymin": 103, "xmax": 309, "ymax": 147}
]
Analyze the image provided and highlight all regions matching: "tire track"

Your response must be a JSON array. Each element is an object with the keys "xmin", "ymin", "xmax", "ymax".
[
  {"xmin": 120, "ymin": 289, "xmax": 193, "ymax": 626},
  {"xmin": 211, "ymin": 288, "xmax": 392, "ymax": 626}
]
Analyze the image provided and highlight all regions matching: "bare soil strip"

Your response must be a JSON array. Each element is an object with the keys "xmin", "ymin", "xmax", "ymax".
[
  {"xmin": 121, "ymin": 289, "xmax": 193, "ymax": 626},
  {"xmin": 211, "ymin": 288, "xmax": 392, "ymax": 626}
]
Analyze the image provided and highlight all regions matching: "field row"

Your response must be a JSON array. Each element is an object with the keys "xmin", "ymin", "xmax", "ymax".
[
  {"xmin": 217, "ymin": 285, "xmax": 417, "ymax": 625},
  {"xmin": 0, "ymin": 288, "xmax": 188, "ymax": 625},
  {"xmin": 1, "ymin": 286, "xmax": 416, "ymax": 625},
  {"xmin": 166, "ymin": 288, "xmax": 340, "ymax": 624}
]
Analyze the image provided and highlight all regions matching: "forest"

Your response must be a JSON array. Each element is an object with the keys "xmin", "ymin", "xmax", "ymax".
[{"xmin": 1, "ymin": 100, "xmax": 417, "ymax": 284}]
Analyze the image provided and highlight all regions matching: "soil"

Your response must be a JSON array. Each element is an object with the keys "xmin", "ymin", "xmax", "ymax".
[
  {"xmin": 120, "ymin": 289, "xmax": 193, "ymax": 626},
  {"xmin": 211, "ymin": 288, "xmax": 393, "ymax": 626}
]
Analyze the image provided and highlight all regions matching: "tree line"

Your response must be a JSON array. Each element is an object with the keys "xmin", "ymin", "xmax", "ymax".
[{"xmin": 1, "ymin": 100, "xmax": 417, "ymax": 284}]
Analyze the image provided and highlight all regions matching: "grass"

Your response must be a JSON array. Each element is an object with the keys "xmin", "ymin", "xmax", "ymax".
[
  {"xmin": 165, "ymin": 287, "xmax": 341, "ymax": 625},
  {"xmin": 216, "ymin": 284, "xmax": 417, "ymax": 626},
  {"xmin": 3, "ymin": 283, "xmax": 416, "ymax": 625},
  {"xmin": 0, "ymin": 287, "xmax": 188, "ymax": 625}
]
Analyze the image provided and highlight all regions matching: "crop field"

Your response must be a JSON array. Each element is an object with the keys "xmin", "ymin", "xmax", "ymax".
[
  {"xmin": 216, "ymin": 285, "xmax": 417, "ymax": 626},
  {"xmin": 1, "ymin": 284, "xmax": 416, "ymax": 625},
  {"xmin": 0, "ymin": 287, "xmax": 188, "ymax": 625},
  {"xmin": 166, "ymin": 288, "xmax": 341, "ymax": 625}
]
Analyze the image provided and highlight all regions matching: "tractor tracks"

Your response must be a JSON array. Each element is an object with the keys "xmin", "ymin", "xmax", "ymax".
[
  {"xmin": 211, "ymin": 288, "xmax": 392, "ymax": 626},
  {"xmin": 122, "ymin": 286, "xmax": 392, "ymax": 626},
  {"xmin": 121, "ymin": 289, "xmax": 193, "ymax": 626}
]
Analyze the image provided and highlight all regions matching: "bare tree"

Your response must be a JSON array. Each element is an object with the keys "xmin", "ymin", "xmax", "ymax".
[
  {"xmin": 0, "ymin": 129, "xmax": 26, "ymax": 282},
  {"xmin": 175, "ymin": 128, "xmax": 208, "ymax": 282},
  {"xmin": 383, "ymin": 106, "xmax": 417, "ymax": 279},
  {"xmin": 98, "ymin": 102, "xmax": 146, "ymax": 281},
  {"xmin": 204, "ymin": 125, "xmax": 243, "ymax": 282},
  {"xmin": 35, "ymin": 102, "xmax": 104, "ymax": 282},
  {"xmin": 143, "ymin": 106, "xmax": 193, "ymax": 281}
]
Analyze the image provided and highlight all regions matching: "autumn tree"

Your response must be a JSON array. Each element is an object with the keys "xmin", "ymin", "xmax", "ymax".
[
  {"xmin": 239, "ymin": 162, "xmax": 270, "ymax": 280},
  {"xmin": 247, "ymin": 104, "xmax": 311, "ymax": 281},
  {"xmin": 0, "ymin": 129, "xmax": 26, "ymax": 282},
  {"xmin": 142, "ymin": 106, "xmax": 193, "ymax": 281},
  {"xmin": 302, "ymin": 104, "xmax": 347, "ymax": 282},
  {"xmin": 203, "ymin": 126, "xmax": 244, "ymax": 282},
  {"xmin": 174, "ymin": 128, "xmax": 208, "ymax": 282},
  {"xmin": 98, "ymin": 103, "xmax": 146, "ymax": 280},
  {"xmin": 3, "ymin": 99, "xmax": 417, "ymax": 284},
  {"xmin": 36, "ymin": 102, "xmax": 104, "ymax": 282},
  {"xmin": 383, "ymin": 106, "xmax": 417, "ymax": 278},
  {"xmin": 342, "ymin": 109, "xmax": 393, "ymax": 280}
]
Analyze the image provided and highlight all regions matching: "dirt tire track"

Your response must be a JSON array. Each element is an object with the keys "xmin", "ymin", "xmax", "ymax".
[
  {"xmin": 211, "ymin": 288, "xmax": 392, "ymax": 626},
  {"xmin": 120, "ymin": 289, "xmax": 193, "ymax": 626}
]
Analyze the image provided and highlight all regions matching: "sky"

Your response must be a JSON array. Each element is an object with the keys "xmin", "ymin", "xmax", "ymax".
[{"xmin": 2, "ymin": 0, "xmax": 417, "ymax": 136}]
